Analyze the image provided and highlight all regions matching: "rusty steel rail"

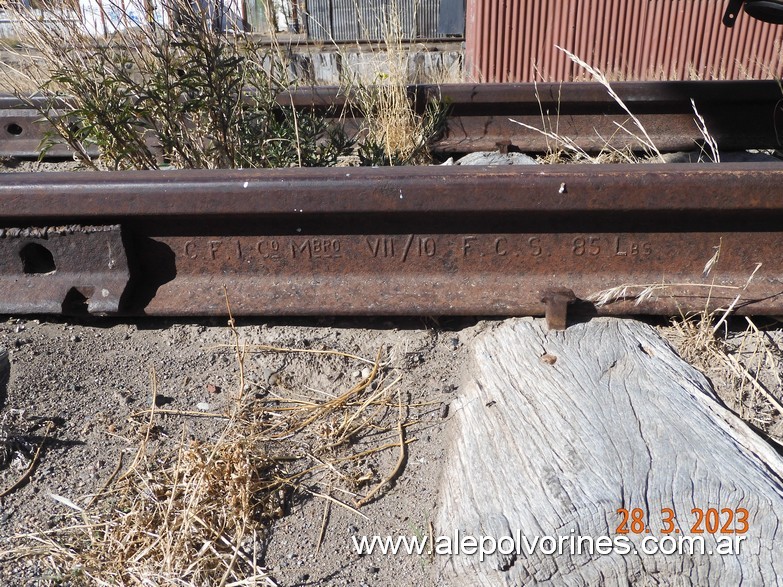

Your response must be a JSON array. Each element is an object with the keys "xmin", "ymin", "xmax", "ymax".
[
  {"xmin": 0, "ymin": 95, "xmax": 79, "ymax": 159},
  {"xmin": 1, "ymin": 164, "xmax": 783, "ymax": 323},
  {"xmin": 2, "ymin": 80, "xmax": 783, "ymax": 159},
  {"xmin": 420, "ymin": 80, "xmax": 783, "ymax": 153}
]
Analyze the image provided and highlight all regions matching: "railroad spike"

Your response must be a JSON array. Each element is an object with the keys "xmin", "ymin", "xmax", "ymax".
[{"xmin": 542, "ymin": 289, "xmax": 577, "ymax": 331}]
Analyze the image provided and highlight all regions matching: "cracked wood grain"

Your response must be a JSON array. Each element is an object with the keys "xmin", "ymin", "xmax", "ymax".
[{"xmin": 436, "ymin": 317, "xmax": 783, "ymax": 586}]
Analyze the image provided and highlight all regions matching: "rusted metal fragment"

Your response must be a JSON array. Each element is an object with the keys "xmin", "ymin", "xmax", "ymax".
[
  {"xmin": 0, "ymin": 165, "xmax": 783, "ymax": 317},
  {"xmin": 0, "ymin": 105, "xmax": 62, "ymax": 159},
  {"xmin": 135, "ymin": 231, "xmax": 783, "ymax": 317},
  {"xmin": 0, "ymin": 225, "xmax": 129, "ymax": 315},
  {"xmin": 287, "ymin": 81, "xmax": 783, "ymax": 153}
]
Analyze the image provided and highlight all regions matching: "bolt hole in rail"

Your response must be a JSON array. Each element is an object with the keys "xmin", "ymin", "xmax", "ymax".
[{"xmin": 1, "ymin": 164, "xmax": 783, "ymax": 327}]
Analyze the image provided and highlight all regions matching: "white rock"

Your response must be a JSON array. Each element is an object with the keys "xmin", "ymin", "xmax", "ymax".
[{"xmin": 456, "ymin": 151, "xmax": 537, "ymax": 166}]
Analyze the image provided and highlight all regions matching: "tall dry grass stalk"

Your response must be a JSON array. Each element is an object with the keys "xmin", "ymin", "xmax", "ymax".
[
  {"xmin": 510, "ymin": 47, "xmax": 667, "ymax": 164},
  {"xmin": 341, "ymin": 0, "xmax": 446, "ymax": 165},
  {"xmin": 670, "ymin": 314, "xmax": 783, "ymax": 436},
  {"xmin": 512, "ymin": 47, "xmax": 726, "ymax": 164},
  {"xmin": 558, "ymin": 46, "xmax": 664, "ymax": 162}
]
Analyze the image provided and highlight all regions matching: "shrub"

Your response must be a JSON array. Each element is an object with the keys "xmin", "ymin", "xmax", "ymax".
[{"xmin": 9, "ymin": 0, "xmax": 353, "ymax": 170}]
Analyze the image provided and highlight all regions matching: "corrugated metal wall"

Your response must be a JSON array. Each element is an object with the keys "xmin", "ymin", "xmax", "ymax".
[
  {"xmin": 466, "ymin": 0, "xmax": 783, "ymax": 82},
  {"xmin": 305, "ymin": 0, "xmax": 447, "ymax": 40}
]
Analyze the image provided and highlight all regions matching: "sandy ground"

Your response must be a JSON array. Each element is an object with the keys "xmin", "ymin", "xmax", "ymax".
[{"xmin": 0, "ymin": 315, "xmax": 476, "ymax": 586}]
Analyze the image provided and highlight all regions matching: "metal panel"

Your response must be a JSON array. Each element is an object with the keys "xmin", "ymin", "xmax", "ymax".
[
  {"xmin": 466, "ymin": 0, "xmax": 783, "ymax": 82},
  {"xmin": 304, "ymin": 0, "xmax": 331, "ymax": 39},
  {"xmin": 332, "ymin": 0, "xmax": 359, "ymax": 40},
  {"xmin": 358, "ymin": 0, "xmax": 383, "ymax": 39},
  {"xmin": 0, "ymin": 225, "xmax": 129, "ymax": 315},
  {"xmin": 305, "ymin": 0, "xmax": 451, "ymax": 40},
  {"xmin": 417, "ymin": 0, "xmax": 435, "ymax": 37},
  {"xmin": 397, "ymin": 0, "xmax": 417, "ymax": 39}
]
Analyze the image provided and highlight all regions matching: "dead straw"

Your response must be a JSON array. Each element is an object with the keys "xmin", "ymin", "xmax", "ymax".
[
  {"xmin": 0, "ymin": 420, "xmax": 54, "ymax": 499},
  {"xmin": 4, "ymin": 317, "xmax": 412, "ymax": 586}
]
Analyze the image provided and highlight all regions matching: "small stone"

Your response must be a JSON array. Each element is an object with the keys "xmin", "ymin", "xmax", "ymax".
[
  {"xmin": 456, "ymin": 151, "xmax": 537, "ymax": 166},
  {"xmin": 69, "ymin": 335, "xmax": 80, "ymax": 343},
  {"xmin": 351, "ymin": 370, "xmax": 361, "ymax": 379},
  {"xmin": 154, "ymin": 394, "xmax": 173, "ymax": 407},
  {"xmin": 207, "ymin": 383, "xmax": 220, "ymax": 394},
  {"xmin": 262, "ymin": 368, "xmax": 279, "ymax": 385},
  {"xmin": 196, "ymin": 402, "xmax": 210, "ymax": 411},
  {"xmin": 360, "ymin": 367, "xmax": 372, "ymax": 379}
]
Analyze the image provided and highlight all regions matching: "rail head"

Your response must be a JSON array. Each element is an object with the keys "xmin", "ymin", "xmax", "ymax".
[{"xmin": 1, "ymin": 163, "xmax": 783, "ymax": 220}]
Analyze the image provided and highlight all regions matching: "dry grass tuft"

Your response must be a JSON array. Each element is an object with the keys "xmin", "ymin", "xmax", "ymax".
[
  {"xmin": 0, "ymin": 410, "xmax": 55, "ymax": 499},
  {"xmin": 8, "ymin": 432, "xmax": 282, "ymax": 586},
  {"xmin": 510, "ymin": 47, "xmax": 665, "ymax": 164},
  {"xmin": 589, "ymin": 247, "xmax": 782, "ymax": 442},
  {"xmin": 691, "ymin": 98, "xmax": 720, "ymax": 163},
  {"xmin": 2, "ymin": 325, "xmax": 411, "ymax": 586},
  {"xmin": 655, "ymin": 259, "xmax": 783, "ymax": 442},
  {"xmin": 668, "ymin": 314, "xmax": 783, "ymax": 438},
  {"xmin": 342, "ymin": 0, "xmax": 446, "ymax": 165},
  {"xmin": 511, "ymin": 48, "xmax": 729, "ymax": 164}
]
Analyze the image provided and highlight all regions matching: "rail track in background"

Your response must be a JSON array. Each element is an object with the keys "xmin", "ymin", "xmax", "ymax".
[
  {"xmin": 1, "ymin": 80, "xmax": 783, "ymax": 159},
  {"xmin": 2, "ymin": 80, "xmax": 783, "ymax": 326}
]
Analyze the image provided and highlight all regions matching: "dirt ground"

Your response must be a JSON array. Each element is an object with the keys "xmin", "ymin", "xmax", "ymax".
[{"xmin": 0, "ymin": 315, "xmax": 477, "ymax": 586}]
